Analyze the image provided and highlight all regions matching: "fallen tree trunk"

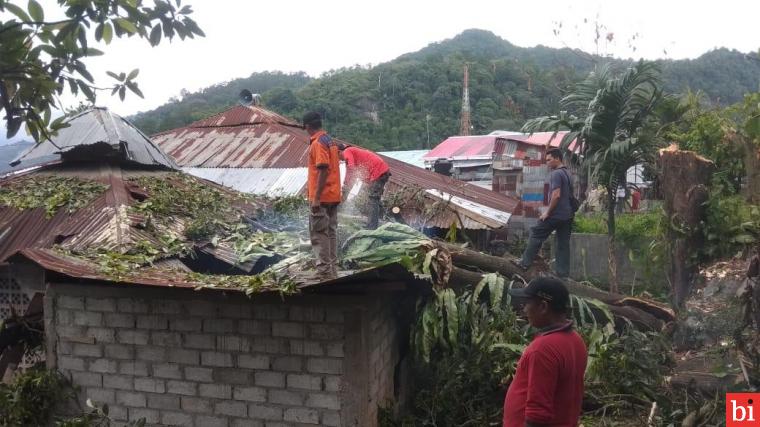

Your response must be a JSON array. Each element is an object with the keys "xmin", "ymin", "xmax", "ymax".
[{"xmin": 440, "ymin": 242, "xmax": 674, "ymax": 330}]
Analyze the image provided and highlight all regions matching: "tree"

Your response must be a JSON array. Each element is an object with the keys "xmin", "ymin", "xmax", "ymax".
[
  {"xmin": 523, "ymin": 61, "xmax": 664, "ymax": 292},
  {"xmin": 0, "ymin": 0, "xmax": 204, "ymax": 141}
]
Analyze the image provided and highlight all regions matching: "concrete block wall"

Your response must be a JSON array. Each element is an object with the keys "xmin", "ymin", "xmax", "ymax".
[
  {"xmin": 366, "ymin": 298, "xmax": 398, "ymax": 422},
  {"xmin": 46, "ymin": 284, "xmax": 350, "ymax": 427}
]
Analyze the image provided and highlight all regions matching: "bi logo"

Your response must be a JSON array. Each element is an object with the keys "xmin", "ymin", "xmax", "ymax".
[{"xmin": 727, "ymin": 393, "xmax": 760, "ymax": 426}]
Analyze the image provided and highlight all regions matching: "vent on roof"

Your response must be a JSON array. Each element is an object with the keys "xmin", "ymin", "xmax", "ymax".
[{"xmin": 239, "ymin": 89, "xmax": 262, "ymax": 107}]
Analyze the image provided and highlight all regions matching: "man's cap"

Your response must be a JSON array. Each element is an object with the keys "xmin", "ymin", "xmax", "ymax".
[
  {"xmin": 509, "ymin": 277, "xmax": 569, "ymax": 309},
  {"xmin": 336, "ymin": 143, "xmax": 347, "ymax": 151}
]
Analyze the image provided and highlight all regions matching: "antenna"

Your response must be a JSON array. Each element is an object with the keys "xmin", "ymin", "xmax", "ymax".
[{"xmin": 460, "ymin": 64, "xmax": 471, "ymax": 136}]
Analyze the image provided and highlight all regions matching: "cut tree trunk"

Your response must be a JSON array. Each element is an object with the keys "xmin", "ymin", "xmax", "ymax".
[
  {"xmin": 439, "ymin": 241, "xmax": 674, "ymax": 330},
  {"xmin": 659, "ymin": 149, "xmax": 714, "ymax": 308}
]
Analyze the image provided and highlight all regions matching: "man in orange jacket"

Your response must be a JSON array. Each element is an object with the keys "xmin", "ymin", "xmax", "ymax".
[{"xmin": 303, "ymin": 112, "xmax": 341, "ymax": 279}]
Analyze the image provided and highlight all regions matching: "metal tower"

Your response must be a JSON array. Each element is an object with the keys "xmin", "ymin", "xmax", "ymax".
[{"xmin": 459, "ymin": 64, "xmax": 471, "ymax": 136}]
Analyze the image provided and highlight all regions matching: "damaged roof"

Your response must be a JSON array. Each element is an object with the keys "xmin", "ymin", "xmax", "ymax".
[
  {"xmin": 11, "ymin": 108, "xmax": 178, "ymax": 170},
  {"xmin": 153, "ymin": 105, "xmax": 519, "ymax": 229}
]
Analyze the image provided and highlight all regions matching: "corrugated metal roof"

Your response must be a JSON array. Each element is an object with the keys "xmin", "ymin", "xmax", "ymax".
[
  {"xmin": 505, "ymin": 131, "xmax": 578, "ymax": 151},
  {"xmin": 378, "ymin": 150, "xmax": 428, "ymax": 169},
  {"xmin": 13, "ymin": 108, "xmax": 178, "ymax": 170},
  {"xmin": 426, "ymin": 189, "xmax": 511, "ymax": 229},
  {"xmin": 153, "ymin": 105, "xmax": 520, "ymax": 228},
  {"xmin": 423, "ymin": 135, "xmax": 499, "ymax": 161},
  {"xmin": 183, "ymin": 167, "xmax": 309, "ymax": 196}
]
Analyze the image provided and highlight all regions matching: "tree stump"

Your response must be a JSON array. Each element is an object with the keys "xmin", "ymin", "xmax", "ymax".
[{"xmin": 659, "ymin": 149, "xmax": 714, "ymax": 308}]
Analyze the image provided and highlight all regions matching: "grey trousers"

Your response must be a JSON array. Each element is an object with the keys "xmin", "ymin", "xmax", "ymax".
[
  {"xmin": 520, "ymin": 217, "xmax": 572, "ymax": 277},
  {"xmin": 310, "ymin": 204, "xmax": 338, "ymax": 276}
]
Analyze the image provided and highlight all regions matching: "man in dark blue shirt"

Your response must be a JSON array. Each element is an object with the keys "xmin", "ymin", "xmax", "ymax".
[{"xmin": 517, "ymin": 148, "xmax": 574, "ymax": 278}]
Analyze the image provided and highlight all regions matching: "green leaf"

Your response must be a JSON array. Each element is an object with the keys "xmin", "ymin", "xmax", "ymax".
[
  {"xmin": 106, "ymin": 71, "xmax": 120, "ymax": 81},
  {"xmin": 149, "ymin": 24, "xmax": 162, "ymax": 46},
  {"xmin": 102, "ymin": 22, "xmax": 113, "ymax": 44},
  {"xmin": 27, "ymin": 0, "xmax": 43, "ymax": 22},
  {"xmin": 119, "ymin": 85, "xmax": 126, "ymax": 101},
  {"xmin": 79, "ymin": 81, "xmax": 95, "ymax": 101},
  {"xmin": 127, "ymin": 68, "xmax": 139, "ymax": 80},
  {"xmin": 5, "ymin": 3, "xmax": 31, "ymax": 21},
  {"xmin": 115, "ymin": 18, "xmax": 138, "ymax": 34}
]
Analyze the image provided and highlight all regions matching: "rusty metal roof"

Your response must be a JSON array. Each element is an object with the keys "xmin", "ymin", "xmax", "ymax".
[{"xmin": 13, "ymin": 108, "xmax": 178, "ymax": 170}]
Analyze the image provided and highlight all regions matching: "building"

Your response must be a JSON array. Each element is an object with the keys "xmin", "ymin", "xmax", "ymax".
[
  {"xmin": 0, "ymin": 108, "xmax": 424, "ymax": 426},
  {"xmin": 152, "ymin": 105, "xmax": 520, "ymax": 246}
]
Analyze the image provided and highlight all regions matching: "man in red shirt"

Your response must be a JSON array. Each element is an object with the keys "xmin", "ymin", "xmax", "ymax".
[
  {"xmin": 303, "ymin": 112, "xmax": 341, "ymax": 279},
  {"xmin": 338, "ymin": 144, "xmax": 390, "ymax": 229},
  {"xmin": 504, "ymin": 277, "xmax": 587, "ymax": 427}
]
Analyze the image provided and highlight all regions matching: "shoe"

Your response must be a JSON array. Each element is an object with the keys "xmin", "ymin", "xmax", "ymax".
[{"xmin": 510, "ymin": 259, "xmax": 529, "ymax": 272}]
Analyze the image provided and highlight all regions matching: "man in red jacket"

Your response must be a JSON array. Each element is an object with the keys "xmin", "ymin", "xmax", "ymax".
[
  {"xmin": 338, "ymin": 144, "xmax": 390, "ymax": 229},
  {"xmin": 504, "ymin": 277, "xmax": 587, "ymax": 427}
]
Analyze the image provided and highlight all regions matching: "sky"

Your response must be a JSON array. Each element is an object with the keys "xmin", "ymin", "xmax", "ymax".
[{"xmin": 2, "ymin": 0, "xmax": 760, "ymax": 143}]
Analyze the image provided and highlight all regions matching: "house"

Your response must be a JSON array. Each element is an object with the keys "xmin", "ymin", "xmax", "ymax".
[
  {"xmin": 422, "ymin": 134, "xmax": 506, "ymax": 184},
  {"xmin": 1, "ymin": 108, "xmax": 424, "ymax": 426},
  {"xmin": 152, "ymin": 104, "xmax": 520, "ymax": 248}
]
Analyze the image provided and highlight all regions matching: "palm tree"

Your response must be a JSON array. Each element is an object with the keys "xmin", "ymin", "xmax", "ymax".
[{"xmin": 522, "ymin": 61, "xmax": 664, "ymax": 292}]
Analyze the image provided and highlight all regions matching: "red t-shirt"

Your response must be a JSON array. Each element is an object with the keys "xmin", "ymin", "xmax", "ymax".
[
  {"xmin": 503, "ymin": 322, "xmax": 587, "ymax": 427},
  {"xmin": 342, "ymin": 147, "xmax": 389, "ymax": 184}
]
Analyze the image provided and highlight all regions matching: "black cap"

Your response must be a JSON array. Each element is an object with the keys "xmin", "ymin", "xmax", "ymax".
[{"xmin": 509, "ymin": 277, "xmax": 569, "ymax": 312}]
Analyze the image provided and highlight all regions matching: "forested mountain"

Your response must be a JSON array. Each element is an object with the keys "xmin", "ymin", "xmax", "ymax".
[{"xmin": 131, "ymin": 29, "xmax": 760, "ymax": 150}]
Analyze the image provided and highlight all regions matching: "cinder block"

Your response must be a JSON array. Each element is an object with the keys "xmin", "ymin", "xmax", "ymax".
[
  {"xmin": 181, "ymin": 396, "xmax": 213, "ymax": 413},
  {"xmin": 184, "ymin": 366, "xmax": 213, "ymax": 382},
  {"xmin": 217, "ymin": 335, "xmax": 251, "ymax": 352},
  {"xmin": 322, "ymin": 411, "xmax": 341, "ymax": 427},
  {"xmin": 248, "ymin": 404, "xmax": 283, "ymax": 421},
  {"xmin": 286, "ymin": 374, "xmax": 322, "ymax": 391},
  {"xmin": 305, "ymin": 393, "xmax": 340, "ymax": 410},
  {"xmin": 290, "ymin": 340, "xmax": 324, "ymax": 356},
  {"xmin": 324, "ymin": 308, "xmax": 344, "ymax": 324},
  {"xmin": 253, "ymin": 305, "xmax": 288, "ymax": 321},
  {"xmin": 86, "ymin": 297, "xmax": 116, "ymax": 312},
  {"xmin": 89, "ymin": 358, "xmax": 118, "ymax": 374},
  {"xmin": 152, "ymin": 300, "xmax": 181, "ymax": 315},
  {"xmin": 283, "ymin": 408, "xmax": 319, "ymax": 424},
  {"xmin": 151, "ymin": 331, "xmax": 183, "ymax": 347},
  {"xmin": 71, "ymin": 371, "xmax": 102, "ymax": 387},
  {"xmin": 74, "ymin": 311, "xmax": 102, "ymax": 327},
  {"xmin": 59, "ymin": 356, "xmax": 85, "ymax": 371},
  {"xmin": 238, "ymin": 320, "xmax": 271, "ymax": 335},
  {"xmin": 153, "ymin": 363, "xmax": 182, "ymax": 379},
  {"xmin": 103, "ymin": 374, "xmax": 133, "ymax": 390},
  {"xmin": 147, "ymin": 393, "xmax": 180, "ymax": 410},
  {"xmin": 72, "ymin": 343, "xmax": 102, "ymax": 358},
  {"xmin": 137, "ymin": 315, "xmax": 168, "ymax": 330},
  {"xmin": 117, "ymin": 298, "xmax": 148, "ymax": 313},
  {"xmin": 86, "ymin": 327, "xmax": 116, "ymax": 343},
  {"xmin": 215, "ymin": 401, "xmax": 247, "ymax": 417},
  {"xmin": 268, "ymin": 389, "xmax": 304, "ymax": 406},
  {"xmin": 203, "ymin": 319, "xmax": 235, "ymax": 333},
  {"xmin": 160, "ymin": 411, "xmax": 193, "ymax": 426},
  {"xmin": 128, "ymin": 408, "xmax": 160, "ymax": 424},
  {"xmin": 231, "ymin": 419, "xmax": 263, "ymax": 427},
  {"xmin": 254, "ymin": 372, "xmax": 284, "ymax": 388},
  {"xmin": 86, "ymin": 388, "xmax": 115, "ymax": 404},
  {"xmin": 272, "ymin": 322, "xmax": 304, "ymax": 338},
  {"xmin": 136, "ymin": 346, "xmax": 166, "ymax": 362},
  {"xmin": 119, "ymin": 361, "xmax": 148, "ymax": 376},
  {"xmin": 183, "ymin": 300, "xmax": 217, "ymax": 317},
  {"xmin": 166, "ymin": 380, "xmax": 196, "ymax": 396},
  {"xmin": 213, "ymin": 368, "xmax": 252, "ymax": 385},
  {"xmin": 196, "ymin": 415, "xmax": 228, "ymax": 427},
  {"xmin": 117, "ymin": 330, "xmax": 149, "ymax": 345},
  {"xmin": 199, "ymin": 383, "xmax": 231, "ymax": 399},
  {"xmin": 57, "ymin": 309, "xmax": 73, "ymax": 324},
  {"xmin": 107, "ymin": 405, "xmax": 128, "ymax": 421},
  {"xmin": 308, "ymin": 324, "xmax": 343, "ymax": 340},
  {"xmin": 237, "ymin": 354, "xmax": 269, "ymax": 370},
  {"xmin": 250, "ymin": 337, "xmax": 288, "ymax": 354},
  {"xmin": 170, "ymin": 318, "xmax": 202, "ymax": 332},
  {"xmin": 325, "ymin": 342, "xmax": 344, "ymax": 358},
  {"xmin": 232, "ymin": 386, "xmax": 266, "ymax": 402},
  {"xmin": 201, "ymin": 351, "xmax": 234, "ymax": 367},
  {"xmin": 306, "ymin": 358, "xmax": 342, "ymax": 375},
  {"xmin": 168, "ymin": 348, "xmax": 199, "ymax": 365},
  {"xmin": 289, "ymin": 306, "xmax": 324, "ymax": 322},
  {"xmin": 57, "ymin": 325, "xmax": 87, "ymax": 341},
  {"xmin": 59, "ymin": 295, "xmax": 85, "ymax": 309},
  {"xmin": 184, "ymin": 333, "xmax": 215, "ymax": 349},
  {"xmin": 225, "ymin": 304, "xmax": 253, "ymax": 319},
  {"xmin": 271, "ymin": 356, "xmax": 302, "ymax": 372},
  {"xmin": 105, "ymin": 344, "xmax": 134, "ymax": 360},
  {"xmin": 135, "ymin": 378, "xmax": 166, "ymax": 393},
  {"xmin": 116, "ymin": 391, "xmax": 146, "ymax": 407}
]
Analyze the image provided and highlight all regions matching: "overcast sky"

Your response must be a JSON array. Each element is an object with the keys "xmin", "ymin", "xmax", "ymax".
[{"xmin": 3, "ymin": 0, "xmax": 760, "ymax": 143}]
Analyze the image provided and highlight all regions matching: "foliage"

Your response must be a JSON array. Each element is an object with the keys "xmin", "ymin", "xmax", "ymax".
[
  {"xmin": 701, "ymin": 190, "xmax": 760, "ymax": 260},
  {"xmin": 404, "ymin": 274, "xmax": 529, "ymax": 425},
  {"xmin": 56, "ymin": 398, "xmax": 146, "ymax": 427},
  {"xmin": 0, "ymin": 366, "xmax": 71, "ymax": 426},
  {"xmin": 0, "ymin": 176, "xmax": 108, "ymax": 217},
  {"xmin": 185, "ymin": 270, "xmax": 297, "ymax": 297},
  {"xmin": 0, "ymin": 0, "xmax": 203, "ymax": 140},
  {"xmin": 573, "ymin": 211, "xmax": 663, "ymax": 248}
]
